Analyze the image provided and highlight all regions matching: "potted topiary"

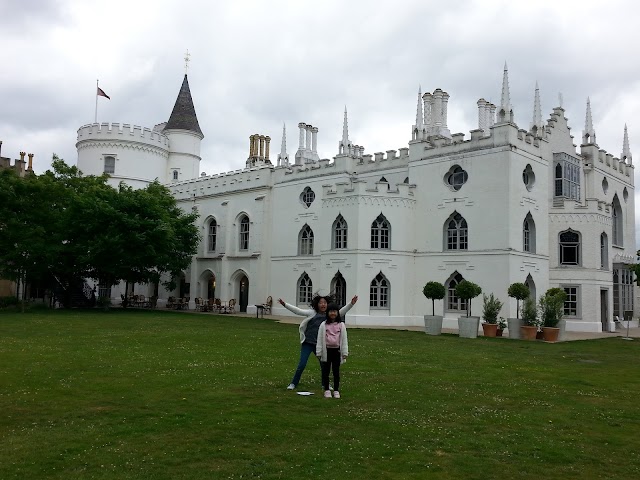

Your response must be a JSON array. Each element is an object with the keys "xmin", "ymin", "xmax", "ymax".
[
  {"xmin": 423, "ymin": 281, "xmax": 446, "ymax": 335},
  {"xmin": 507, "ymin": 283, "xmax": 529, "ymax": 339},
  {"xmin": 539, "ymin": 288, "xmax": 566, "ymax": 342},
  {"xmin": 455, "ymin": 280, "xmax": 482, "ymax": 338},
  {"xmin": 481, "ymin": 293, "xmax": 504, "ymax": 337},
  {"xmin": 497, "ymin": 317, "xmax": 507, "ymax": 337},
  {"xmin": 520, "ymin": 296, "xmax": 538, "ymax": 340}
]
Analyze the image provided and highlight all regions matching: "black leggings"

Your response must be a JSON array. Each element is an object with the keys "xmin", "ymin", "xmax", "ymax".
[{"xmin": 321, "ymin": 348, "xmax": 341, "ymax": 391}]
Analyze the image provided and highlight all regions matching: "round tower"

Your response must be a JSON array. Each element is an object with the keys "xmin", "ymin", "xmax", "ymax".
[{"xmin": 76, "ymin": 122, "xmax": 170, "ymax": 189}]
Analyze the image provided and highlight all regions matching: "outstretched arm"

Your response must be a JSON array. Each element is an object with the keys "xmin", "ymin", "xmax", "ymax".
[
  {"xmin": 278, "ymin": 298, "xmax": 314, "ymax": 317},
  {"xmin": 339, "ymin": 295, "xmax": 358, "ymax": 317}
]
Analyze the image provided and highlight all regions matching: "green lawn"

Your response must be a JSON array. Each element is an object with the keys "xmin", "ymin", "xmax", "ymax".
[{"xmin": 1, "ymin": 309, "xmax": 639, "ymax": 479}]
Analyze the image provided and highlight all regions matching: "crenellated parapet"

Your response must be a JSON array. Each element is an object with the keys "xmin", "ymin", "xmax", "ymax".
[
  {"xmin": 167, "ymin": 164, "xmax": 273, "ymax": 200},
  {"xmin": 322, "ymin": 177, "xmax": 416, "ymax": 207},
  {"xmin": 580, "ymin": 141, "xmax": 634, "ymax": 183},
  {"xmin": 410, "ymin": 122, "xmax": 546, "ymax": 162},
  {"xmin": 76, "ymin": 123, "xmax": 170, "ymax": 148}
]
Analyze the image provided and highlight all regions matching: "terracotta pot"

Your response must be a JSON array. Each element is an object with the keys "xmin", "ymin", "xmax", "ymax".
[
  {"xmin": 520, "ymin": 325, "xmax": 537, "ymax": 341},
  {"xmin": 496, "ymin": 328, "xmax": 503, "ymax": 337},
  {"xmin": 542, "ymin": 326, "xmax": 560, "ymax": 342},
  {"xmin": 482, "ymin": 323, "xmax": 498, "ymax": 337}
]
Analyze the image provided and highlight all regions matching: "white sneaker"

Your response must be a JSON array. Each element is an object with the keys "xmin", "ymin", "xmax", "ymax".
[
  {"xmin": 333, "ymin": 391, "xmax": 341, "ymax": 399},
  {"xmin": 286, "ymin": 383, "xmax": 295, "ymax": 390},
  {"xmin": 323, "ymin": 390, "xmax": 332, "ymax": 398}
]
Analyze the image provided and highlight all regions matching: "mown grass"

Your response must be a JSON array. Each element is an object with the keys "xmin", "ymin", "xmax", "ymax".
[{"xmin": 1, "ymin": 308, "xmax": 639, "ymax": 479}]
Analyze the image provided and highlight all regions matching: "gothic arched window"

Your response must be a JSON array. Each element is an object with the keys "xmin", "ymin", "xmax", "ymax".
[
  {"xmin": 332, "ymin": 214, "xmax": 348, "ymax": 249},
  {"xmin": 445, "ymin": 212, "xmax": 468, "ymax": 250},
  {"xmin": 298, "ymin": 224, "xmax": 314, "ymax": 255},
  {"xmin": 369, "ymin": 272, "xmax": 389, "ymax": 308},
  {"xmin": 371, "ymin": 214, "xmax": 390, "ymax": 249}
]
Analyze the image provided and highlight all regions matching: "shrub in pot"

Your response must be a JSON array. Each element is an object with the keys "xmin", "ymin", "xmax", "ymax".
[
  {"xmin": 539, "ymin": 288, "xmax": 567, "ymax": 342},
  {"xmin": 455, "ymin": 281, "xmax": 482, "ymax": 338},
  {"xmin": 520, "ymin": 296, "xmax": 538, "ymax": 340},
  {"xmin": 481, "ymin": 293, "xmax": 503, "ymax": 337},
  {"xmin": 423, "ymin": 281, "xmax": 445, "ymax": 335}
]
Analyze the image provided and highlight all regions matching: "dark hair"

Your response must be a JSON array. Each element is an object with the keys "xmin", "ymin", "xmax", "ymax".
[
  {"xmin": 325, "ymin": 303, "xmax": 342, "ymax": 323},
  {"xmin": 311, "ymin": 294, "xmax": 335, "ymax": 312}
]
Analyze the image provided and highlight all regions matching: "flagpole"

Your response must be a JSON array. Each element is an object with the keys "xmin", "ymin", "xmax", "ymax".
[{"xmin": 95, "ymin": 79, "xmax": 99, "ymax": 124}]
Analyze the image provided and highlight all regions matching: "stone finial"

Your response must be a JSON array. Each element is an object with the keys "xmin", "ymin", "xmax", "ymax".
[{"xmin": 277, "ymin": 123, "xmax": 289, "ymax": 166}]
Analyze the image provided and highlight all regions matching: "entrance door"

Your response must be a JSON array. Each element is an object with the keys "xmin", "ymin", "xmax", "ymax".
[
  {"xmin": 239, "ymin": 275, "xmax": 249, "ymax": 313},
  {"xmin": 600, "ymin": 289, "xmax": 608, "ymax": 332}
]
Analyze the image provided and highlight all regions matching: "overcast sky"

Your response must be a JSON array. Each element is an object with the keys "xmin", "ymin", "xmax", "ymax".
[{"xmin": 2, "ymin": 0, "xmax": 639, "ymax": 230}]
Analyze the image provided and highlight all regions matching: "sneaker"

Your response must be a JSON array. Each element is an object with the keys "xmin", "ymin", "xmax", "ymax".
[
  {"xmin": 323, "ymin": 390, "xmax": 332, "ymax": 398},
  {"xmin": 333, "ymin": 391, "xmax": 341, "ymax": 399},
  {"xmin": 286, "ymin": 383, "xmax": 295, "ymax": 390}
]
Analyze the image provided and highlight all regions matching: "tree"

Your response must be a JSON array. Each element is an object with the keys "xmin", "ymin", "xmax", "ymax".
[
  {"xmin": 0, "ymin": 156, "xmax": 200, "ymax": 308},
  {"xmin": 423, "ymin": 281, "xmax": 445, "ymax": 316}
]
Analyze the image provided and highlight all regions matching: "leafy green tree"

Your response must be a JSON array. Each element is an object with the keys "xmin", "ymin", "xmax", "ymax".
[
  {"xmin": 507, "ymin": 282, "xmax": 530, "ymax": 319},
  {"xmin": 0, "ymin": 156, "xmax": 200, "ymax": 308},
  {"xmin": 455, "ymin": 280, "xmax": 482, "ymax": 317}
]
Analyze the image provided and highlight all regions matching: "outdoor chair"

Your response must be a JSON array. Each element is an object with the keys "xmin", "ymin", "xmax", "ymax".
[
  {"xmin": 167, "ymin": 296, "xmax": 175, "ymax": 308},
  {"xmin": 194, "ymin": 297, "xmax": 202, "ymax": 311},
  {"xmin": 214, "ymin": 298, "xmax": 222, "ymax": 313},
  {"xmin": 228, "ymin": 298, "xmax": 236, "ymax": 313},
  {"xmin": 263, "ymin": 296, "xmax": 272, "ymax": 315}
]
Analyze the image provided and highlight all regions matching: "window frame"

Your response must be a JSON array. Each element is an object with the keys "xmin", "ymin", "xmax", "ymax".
[
  {"xmin": 103, "ymin": 155, "xmax": 116, "ymax": 174},
  {"xmin": 297, "ymin": 272, "xmax": 313, "ymax": 305},
  {"xmin": 208, "ymin": 218, "xmax": 217, "ymax": 252},
  {"xmin": 446, "ymin": 273, "xmax": 467, "ymax": 312},
  {"xmin": 239, "ymin": 215, "xmax": 250, "ymax": 251},
  {"xmin": 370, "ymin": 214, "xmax": 390, "ymax": 249},
  {"xmin": 561, "ymin": 285, "xmax": 580, "ymax": 317},
  {"xmin": 332, "ymin": 214, "xmax": 348, "ymax": 249},
  {"xmin": 298, "ymin": 224, "xmax": 314, "ymax": 256},
  {"xmin": 559, "ymin": 230, "xmax": 581, "ymax": 266},
  {"xmin": 369, "ymin": 272, "xmax": 389, "ymax": 309},
  {"xmin": 445, "ymin": 212, "xmax": 468, "ymax": 251}
]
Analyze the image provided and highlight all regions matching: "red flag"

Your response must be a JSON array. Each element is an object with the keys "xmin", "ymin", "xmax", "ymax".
[{"xmin": 97, "ymin": 87, "xmax": 110, "ymax": 100}]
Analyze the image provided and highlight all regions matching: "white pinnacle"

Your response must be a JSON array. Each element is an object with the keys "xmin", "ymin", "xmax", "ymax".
[
  {"xmin": 342, "ymin": 106, "xmax": 349, "ymax": 145},
  {"xmin": 280, "ymin": 123, "xmax": 287, "ymax": 157},
  {"xmin": 583, "ymin": 97, "xmax": 596, "ymax": 144},
  {"xmin": 622, "ymin": 124, "xmax": 632, "ymax": 164},
  {"xmin": 531, "ymin": 81, "xmax": 542, "ymax": 132},
  {"xmin": 416, "ymin": 86, "xmax": 423, "ymax": 128},
  {"xmin": 500, "ymin": 62, "xmax": 511, "ymax": 118}
]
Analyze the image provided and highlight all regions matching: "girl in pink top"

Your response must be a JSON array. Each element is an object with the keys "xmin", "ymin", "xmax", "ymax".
[{"xmin": 316, "ymin": 303, "xmax": 349, "ymax": 399}]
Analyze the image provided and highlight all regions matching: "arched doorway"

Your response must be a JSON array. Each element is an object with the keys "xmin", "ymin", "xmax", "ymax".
[
  {"xmin": 239, "ymin": 275, "xmax": 249, "ymax": 313},
  {"xmin": 331, "ymin": 271, "xmax": 347, "ymax": 306}
]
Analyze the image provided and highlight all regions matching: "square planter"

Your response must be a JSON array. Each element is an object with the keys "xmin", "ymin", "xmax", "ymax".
[
  {"xmin": 424, "ymin": 315, "xmax": 443, "ymax": 335},
  {"xmin": 458, "ymin": 316, "xmax": 480, "ymax": 338},
  {"xmin": 507, "ymin": 317, "xmax": 523, "ymax": 339}
]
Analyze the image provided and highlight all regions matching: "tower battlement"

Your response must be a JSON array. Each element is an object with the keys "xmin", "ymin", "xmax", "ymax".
[{"xmin": 76, "ymin": 123, "xmax": 170, "ymax": 148}]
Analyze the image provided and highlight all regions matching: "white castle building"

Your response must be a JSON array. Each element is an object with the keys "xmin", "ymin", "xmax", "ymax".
[{"xmin": 76, "ymin": 67, "xmax": 636, "ymax": 332}]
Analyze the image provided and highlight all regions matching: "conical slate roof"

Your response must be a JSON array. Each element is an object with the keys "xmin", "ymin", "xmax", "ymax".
[{"xmin": 165, "ymin": 74, "xmax": 203, "ymax": 137}]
